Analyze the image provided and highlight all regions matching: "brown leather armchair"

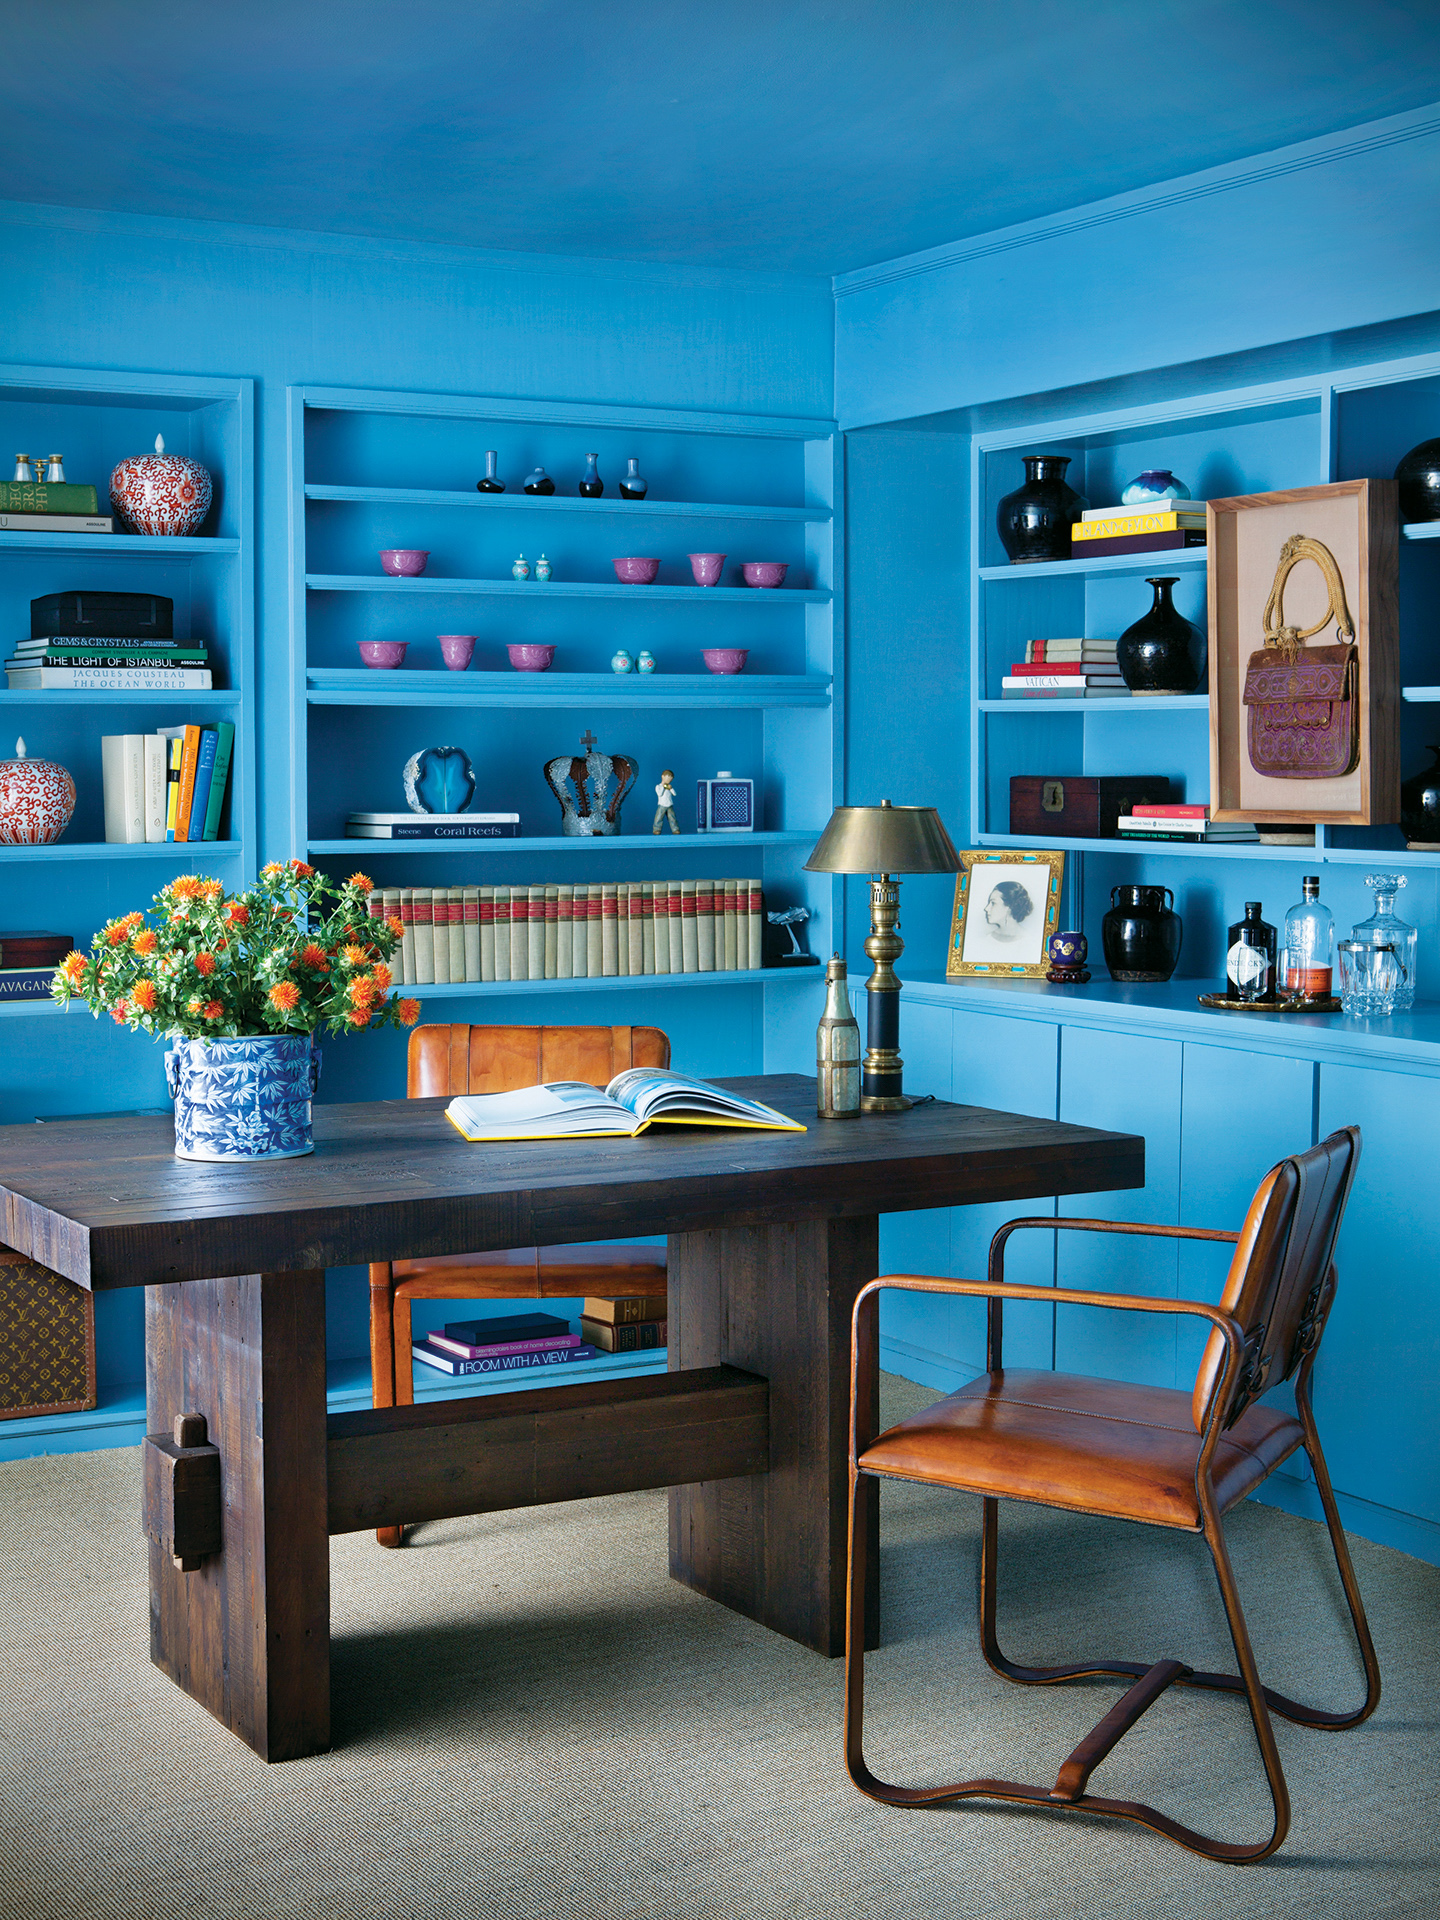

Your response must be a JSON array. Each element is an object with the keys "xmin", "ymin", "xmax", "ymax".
[
  {"xmin": 369, "ymin": 1023, "xmax": 670, "ymax": 1546},
  {"xmin": 845, "ymin": 1127, "xmax": 1380, "ymax": 1863}
]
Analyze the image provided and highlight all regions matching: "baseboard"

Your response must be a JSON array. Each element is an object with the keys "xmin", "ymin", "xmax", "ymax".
[{"xmin": 878, "ymin": 1336, "xmax": 983, "ymax": 1397}]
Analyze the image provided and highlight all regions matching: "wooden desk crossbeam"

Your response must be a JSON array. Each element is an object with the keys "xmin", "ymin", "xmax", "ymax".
[{"xmin": 325, "ymin": 1365, "xmax": 770, "ymax": 1534}]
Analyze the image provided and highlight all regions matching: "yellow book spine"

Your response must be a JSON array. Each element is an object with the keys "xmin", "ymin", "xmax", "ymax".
[{"xmin": 1072, "ymin": 510, "xmax": 1204, "ymax": 541}]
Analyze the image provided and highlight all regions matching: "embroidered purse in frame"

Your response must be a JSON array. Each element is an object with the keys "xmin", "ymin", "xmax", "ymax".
[{"xmin": 1242, "ymin": 533, "xmax": 1359, "ymax": 780}]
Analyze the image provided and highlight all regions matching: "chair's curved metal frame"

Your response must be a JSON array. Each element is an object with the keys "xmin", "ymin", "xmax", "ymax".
[{"xmin": 845, "ymin": 1211, "xmax": 1382, "ymax": 1864}]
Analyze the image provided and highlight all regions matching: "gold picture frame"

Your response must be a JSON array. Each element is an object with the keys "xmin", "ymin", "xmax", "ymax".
[{"xmin": 946, "ymin": 850, "xmax": 1065, "ymax": 979}]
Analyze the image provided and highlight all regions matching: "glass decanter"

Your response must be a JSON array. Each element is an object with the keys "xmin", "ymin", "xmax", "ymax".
[{"xmin": 1348, "ymin": 873, "xmax": 1417, "ymax": 1014}]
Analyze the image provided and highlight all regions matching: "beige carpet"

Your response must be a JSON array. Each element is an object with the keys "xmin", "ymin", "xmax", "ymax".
[{"xmin": 1, "ymin": 1375, "xmax": 1436, "ymax": 1920}]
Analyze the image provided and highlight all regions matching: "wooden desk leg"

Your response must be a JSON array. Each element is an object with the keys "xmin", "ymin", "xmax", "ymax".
[
  {"xmin": 145, "ymin": 1271, "xmax": 330, "ymax": 1761},
  {"xmin": 668, "ymin": 1216, "xmax": 880, "ymax": 1657}
]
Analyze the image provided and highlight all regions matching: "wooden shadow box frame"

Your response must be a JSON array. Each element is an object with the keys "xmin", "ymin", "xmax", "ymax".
[{"xmin": 1207, "ymin": 479, "xmax": 1399, "ymax": 825}]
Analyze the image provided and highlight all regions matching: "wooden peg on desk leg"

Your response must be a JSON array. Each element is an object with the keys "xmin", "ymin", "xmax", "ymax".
[{"xmin": 143, "ymin": 1409, "xmax": 222, "ymax": 1572}]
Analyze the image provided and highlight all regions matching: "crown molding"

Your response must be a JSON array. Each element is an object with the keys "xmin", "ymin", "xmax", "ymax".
[{"xmin": 833, "ymin": 101, "xmax": 1440, "ymax": 300}]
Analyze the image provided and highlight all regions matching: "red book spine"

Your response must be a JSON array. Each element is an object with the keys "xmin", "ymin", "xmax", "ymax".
[
  {"xmin": 1009, "ymin": 662, "xmax": 1088, "ymax": 675},
  {"xmin": 464, "ymin": 896, "xmax": 479, "ymax": 925}
]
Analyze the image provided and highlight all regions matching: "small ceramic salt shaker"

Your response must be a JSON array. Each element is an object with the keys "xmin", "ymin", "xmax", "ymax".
[
  {"xmin": 512, "ymin": 554, "xmax": 530, "ymax": 581},
  {"xmin": 610, "ymin": 649, "xmax": 633, "ymax": 674},
  {"xmin": 636, "ymin": 650, "xmax": 655, "ymax": 673},
  {"xmin": 534, "ymin": 553, "xmax": 552, "ymax": 582}
]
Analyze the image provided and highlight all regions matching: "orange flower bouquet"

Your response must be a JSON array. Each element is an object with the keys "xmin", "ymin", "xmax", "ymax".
[{"xmin": 51, "ymin": 861, "xmax": 421, "ymax": 1038}]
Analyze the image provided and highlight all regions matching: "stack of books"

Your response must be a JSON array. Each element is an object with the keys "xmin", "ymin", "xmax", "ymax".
[
  {"xmin": 411, "ymin": 1311, "xmax": 596, "ymax": 1379},
  {"xmin": 6, "ymin": 634, "xmax": 214, "ymax": 690},
  {"xmin": 1071, "ymin": 501, "xmax": 1208, "ymax": 559},
  {"xmin": 0, "ymin": 930, "xmax": 74, "ymax": 1003},
  {"xmin": 0, "ymin": 477, "xmax": 111, "ymax": 535},
  {"xmin": 101, "ymin": 722, "xmax": 235, "ymax": 844},
  {"xmin": 579, "ymin": 1295, "xmax": 668, "ymax": 1353},
  {"xmin": 366, "ymin": 880, "xmax": 765, "ymax": 985},
  {"xmin": 1003, "ymin": 638, "xmax": 1125, "ymax": 699},
  {"xmin": 1115, "ymin": 804, "xmax": 1259, "ymax": 845}
]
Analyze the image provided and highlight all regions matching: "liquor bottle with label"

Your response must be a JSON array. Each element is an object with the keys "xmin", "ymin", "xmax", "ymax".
[
  {"xmin": 816, "ymin": 955, "xmax": 861, "ymax": 1119},
  {"xmin": 1227, "ymin": 901, "xmax": 1276, "ymax": 1002},
  {"xmin": 1281, "ymin": 875, "xmax": 1334, "ymax": 1000}
]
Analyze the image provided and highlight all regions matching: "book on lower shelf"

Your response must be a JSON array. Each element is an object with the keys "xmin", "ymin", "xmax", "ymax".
[
  {"xmin": 445, "ymin": 1068, "xmax": 805, "ymax": 1142},
  {"xmin": 8, "ymin": 663, "xmax": 212, "ymax": 690},
  {"xmin": 102, "ymin": 722, "xmax": 234, "ymax": 843},
  {"xmin": 369, "ymin": 880, "xmax": 765, "ymax": 984},
  {"xmin": 0, "ymin": 512, "xmax": 113, "ymax": 534},
  {"xmin": 580, "ymin": 1317, "xmax": 667, "ymax": 1353},
  {"xmin": 0, "ymin": 481, "xmax": 101, "ymax": 515},
  {"xmin": 346, "ymin": 812, "xmax": 520, "ymax": 840},
  {"xmin": 412, "ymin": 1339, "xmax": 597, "ymax": 1377},
  {"xmin": 0, "ymin": 968, "xmax": 62, "ymax": 1002},
  {"xmin": 0, "ymin": 929, "xmax": 74, "ymax": 1001},
  {"xmin": 1117, "ymin": 810, "xmax": 1258, "ymax": 844},
  {"xmin": 1069, "ymin": 529, "xmax": 1206, "ymax": 560},
  {"xmin": 582, "ymin": 1295, "xmax": 667, "ymax": 1325}
]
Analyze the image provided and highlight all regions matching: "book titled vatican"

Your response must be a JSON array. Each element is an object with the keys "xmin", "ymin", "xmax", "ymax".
[
  {"xmin": 445, "ymin": 1067, "xmax": 806, "ymax": 1142},
  {"xmin": 346, "ymin": 812, "xmax": 519, "ymax": 839}
]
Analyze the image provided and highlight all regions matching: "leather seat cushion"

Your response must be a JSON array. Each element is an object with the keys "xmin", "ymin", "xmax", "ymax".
[
  {"xmin": 394, "ymin": 1242, "xmax": 666, "ymax": 1282},
  {"xmin": 858, "ymin": 1369, "xmax": 1303, "ymax": 1529}
]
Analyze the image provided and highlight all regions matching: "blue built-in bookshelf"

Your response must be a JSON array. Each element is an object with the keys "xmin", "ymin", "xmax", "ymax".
[
  {"xmin": 286, "ymin": 384, "xmax": 843, "ymax": 1034},
  {"xmin": 969, "ymin": 348, "xmax": 1440, "ymax": 984}
]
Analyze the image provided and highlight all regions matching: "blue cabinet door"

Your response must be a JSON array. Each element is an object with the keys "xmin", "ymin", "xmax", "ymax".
[{"xmin": 1056, "ymin": 1026, "xmax": 1182, "ymax": 1388}]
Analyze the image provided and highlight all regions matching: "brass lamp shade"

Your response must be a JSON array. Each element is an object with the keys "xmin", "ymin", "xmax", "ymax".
[{"xmin": 805, "ymin": 801, "xmax": 961, "ymax": 876}]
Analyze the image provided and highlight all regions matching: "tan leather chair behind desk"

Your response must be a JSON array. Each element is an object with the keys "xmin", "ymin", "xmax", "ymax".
[
  {"xmin": 845, "ymin": 1127, "xmax": 1381, "ymax": 1864},
  {"xmin": 370, "ymin": 1023, "xmax": 670, "ymax": 1546}
]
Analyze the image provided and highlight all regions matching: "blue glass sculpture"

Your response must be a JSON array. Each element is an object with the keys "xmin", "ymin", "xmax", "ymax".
[{"xmin": 402, "ymin": 744, "xmax": 476, "ymax": 814}]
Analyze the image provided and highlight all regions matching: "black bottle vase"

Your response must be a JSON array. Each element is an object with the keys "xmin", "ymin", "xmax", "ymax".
[
  {"xmin": 1102, "ymin": 885, "xmax": 1183, "ymax": 983},
  {"xmin": 995, "ymin": 454, "xmax": 1087, "ymax": 563},
  {"xmin": 1396, "ymin": 438, "xmax": 1440, "ymax": 522},
  {"xmin": 1116, "ymin": 576, "xmax": 1205, "ymax": 694},
  {"xmin": 1401, "ymin": 744, "xmax": 1440, "ymax": 847}
]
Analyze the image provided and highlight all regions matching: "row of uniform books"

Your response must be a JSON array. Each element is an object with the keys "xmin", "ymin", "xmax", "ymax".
[
  {"xmin": 101, "ymin": 723, "xmax": 234, "ymax": 844},
  {"xmin": 411, "ymin": 1299, "xmax": 667, "ymax": 1380},
  {"xmin": 365, "ymin": 879, "xmax": 764, "ymax": 986}
]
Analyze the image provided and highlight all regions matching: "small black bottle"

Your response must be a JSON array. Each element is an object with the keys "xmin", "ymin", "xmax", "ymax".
[
  {"xmin": 476, "ymin": 450, "xmax": 506, "ymax": 494},
  {"xmin": 578, "ymin": 453, "xmax": 604, "ymax": 498},
  {"xmin": 1227, "ymin": 900, "xmax": 1276, "ymax": 1001}
]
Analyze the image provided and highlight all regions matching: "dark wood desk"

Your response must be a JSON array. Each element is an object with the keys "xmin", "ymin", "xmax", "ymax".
[{"xmin": 0, "ymin": 1074, "xmax": 1142, "ymax": 1761}]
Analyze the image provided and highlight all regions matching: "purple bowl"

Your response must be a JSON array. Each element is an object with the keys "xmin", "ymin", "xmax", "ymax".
[
  {"xmin": 359, "ymin": 640, "xmax": 408, "ymax": 669},
  {"xmin": 507, "ymin": 643, "xmax": 556, "ymax": 672},
  {"xmin": 379, "ymin": 548, "xmax": 429, "ymax": 577},
  {"xmin": 702, "ymin": 648, "xmax": 749, "ymax": 675},
  {"xmin": 742, "ymin": 561, "xmax": 787, "ymax": 589},
  {"xmin": 438, "ymin": 633, "xmax": 476, "ymax": 671},
  {"xmin": 612, "ymin": 556, "xmax": 660, "ymax": 584},
  {"xmin": 688, "ymin": 552, "xmax": 727, "ymax": 587}
]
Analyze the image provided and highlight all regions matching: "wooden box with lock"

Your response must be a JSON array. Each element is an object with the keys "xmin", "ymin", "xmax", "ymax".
[{"xmin": 1009, "ymin": 774, "xmax": 1173, "ymax": 839}]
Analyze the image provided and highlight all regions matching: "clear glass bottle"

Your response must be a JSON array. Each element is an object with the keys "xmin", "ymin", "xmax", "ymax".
[
  {"xmin": 1227, "ymin": 900, "xmax": 1276, "ymax": 1001},
  {"xmin": 816, "ymin": 955, "xmax": 861, "ymax": 1119},
  {"xmin": 476, "ymin": 450, "xmax": 506, "ymax": 493},
  {"xmin": 620, "ymin": 456, "xmax": 648, "ymax": 499},
  {"xmin": 1281, "ymin": 875, "xmax": 1334, "ymax": 1000},
  {"xmin": 1350, "ymin": 873, "xmax": 1417, "ymax": 1013}
]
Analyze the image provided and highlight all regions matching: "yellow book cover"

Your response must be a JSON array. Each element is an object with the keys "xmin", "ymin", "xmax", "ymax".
[{"xmin": 1072, "ymin": 510, "xmax": 1205, "ymax": 542}]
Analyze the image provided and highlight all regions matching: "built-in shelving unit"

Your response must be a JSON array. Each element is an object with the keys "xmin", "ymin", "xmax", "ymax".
[
  {"xmin": 968, "ymin": 354, "xmax": 1440, "ymax": 939},
  {"xmin": 0, "ymin": 361, "xmax": 255, "ymax": 991},
  {"xmin": 288, "ymin": 383, "xmax": 842, "ymax": 991}
]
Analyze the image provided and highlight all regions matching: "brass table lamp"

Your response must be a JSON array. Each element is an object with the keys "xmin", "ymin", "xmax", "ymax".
[{"xmin": 805, "ymin": 800, "xmax": 961, "ymax": 1111}]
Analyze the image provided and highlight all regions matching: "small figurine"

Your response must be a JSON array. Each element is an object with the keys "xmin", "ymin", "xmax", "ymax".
[
  {"xmin": 636, "ymin": 649, "xmax": 655, "ymax": 673},
  {"xmin": 523, "ymin": 468, "xmax": 556, "ymax": 496},
  {"xmin": 767, "ymin": 905, "xmax": 815, "ymax": 965},
  {"xmin": 610, "ymin": 649, "xmax": 633, "ymax": 674},
  {"xmin": 512, "ymin": 554, "xmax": 531, "ymax": 581},
  {"xmin": 534, "ymin": 553, "xmax": 552, "ymax": 582},
  {"xmin": 579, "ymin": 453, "xmax": 603, "ymax": 498},
  {"xmin": 44, "ymin": 455, "xmax": 65, "ymax": 483},
  {"xmin": 653, "ymin": 769, "xmax": 679, "ymax": 834},
  {"xmin": 476, "ymin": 451, "xmax": 506, "ymax": 494}
]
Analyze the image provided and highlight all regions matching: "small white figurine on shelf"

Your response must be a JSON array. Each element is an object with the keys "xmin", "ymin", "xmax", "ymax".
[{"xmin": 653, "ymin": 768, "xmax": 679, "ymax": 834}]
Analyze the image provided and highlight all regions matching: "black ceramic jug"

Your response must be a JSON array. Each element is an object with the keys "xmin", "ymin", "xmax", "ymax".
[
  {"xmin": 995, "ymin": 454, "xmax": 1087, "ymax": 563},
  {"xmin": 1102, "ymin": 884, "xmax": 1183, "ymax": 982}
]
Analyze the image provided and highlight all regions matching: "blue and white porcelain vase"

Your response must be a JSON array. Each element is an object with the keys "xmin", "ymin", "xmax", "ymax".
[
  {"xmin": 165, "ymin": 1034, "xmax": 322, "ymax": 1161},
  {"xmin": 1121, "ymin": 469, "xmax": 1190, "ymax": 505}
]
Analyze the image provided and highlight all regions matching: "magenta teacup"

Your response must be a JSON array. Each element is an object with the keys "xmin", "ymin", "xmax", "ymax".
[
  {"xmin": 507, "ymin": 643, "xmax": 556, "ymax": 672},
  {"xmin": 379, "ymin": 548, "xmax": 429, "ymax": 577},
  {"xmin": 688, "ymin": 552, "xmax": 726, "ymax": 587},
  {"xmin": 438, "ymin": 633, "xmax": 476, "ymax": 671},
  {"xmin": 359, "ymin": 640, "xmax": 408, "ymax": 669},
  {"xmin": 741, "ymin": 560, "xmax": 787, "ymax": 589}
]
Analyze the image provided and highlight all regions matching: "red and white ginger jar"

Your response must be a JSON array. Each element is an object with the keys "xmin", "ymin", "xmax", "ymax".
[
  {"xmin": 110, "ymin": 434, "xmax": 213, "ymax": 536},
  {"xmin": 0, "ymin": 738, "xmax": 76, "ymax": 845}
]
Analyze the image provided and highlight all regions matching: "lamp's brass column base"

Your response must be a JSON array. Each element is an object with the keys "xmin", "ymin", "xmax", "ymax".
[{"xmin": 862, "ymin": 877, "xmax": 910, "ymax": 1111}]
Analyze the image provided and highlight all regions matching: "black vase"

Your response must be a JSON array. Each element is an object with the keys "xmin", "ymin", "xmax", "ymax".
[
  {"xmin": 1395, "ymin": 438, "xmax": 1440, "ymax": 523},
  {"xmin": 996, "ymin": 454, "xmax": 1087, "ymax": 564},
  {"xmin": 1401, "ymin": 744, "xmax": 1440, "ymax": 847},
  {"xmin": 1116, "ymin": 576, "xmax": 1205, "ymax": 694},
  {"xmin": 1102, "ymin": 885, "xmax": 1183, "ymax": 983}
]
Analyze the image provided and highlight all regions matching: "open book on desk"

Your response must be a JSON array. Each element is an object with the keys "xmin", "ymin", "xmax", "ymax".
[{"xmin": 445, "ymin": 1067, "xmax": 806, "ymax": 1142}]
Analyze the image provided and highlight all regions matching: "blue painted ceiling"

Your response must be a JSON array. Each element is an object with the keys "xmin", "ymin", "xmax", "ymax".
[{"xmin": 3, "ymin": 1, "xmax": 1437, "ymax": 275}]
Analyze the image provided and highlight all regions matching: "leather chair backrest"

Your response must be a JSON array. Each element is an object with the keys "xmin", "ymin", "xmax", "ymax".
[
  {"xmin": 1192, "ymin": 1125, "xmax": 1361, "ymax": 1432},
  {"xmin": 407, "ymin": 1023, "xmax": 670, "ymax": 1100}
]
